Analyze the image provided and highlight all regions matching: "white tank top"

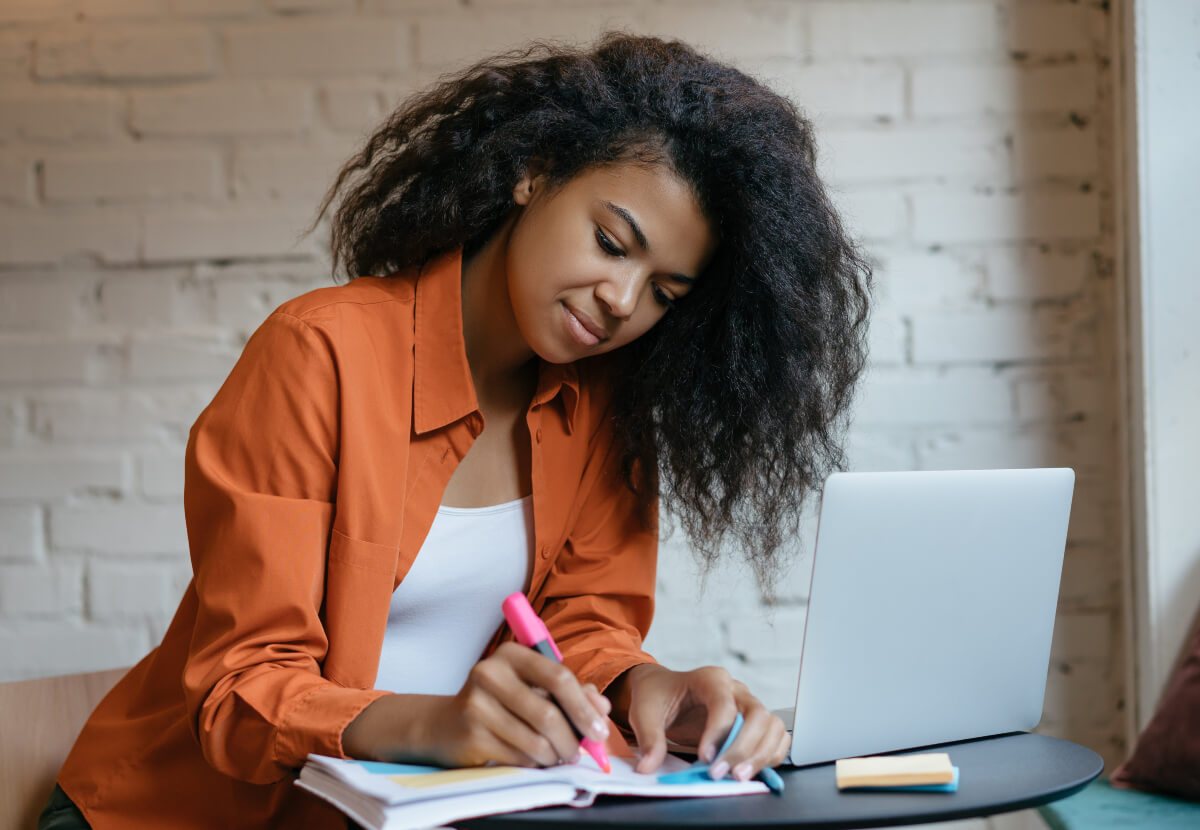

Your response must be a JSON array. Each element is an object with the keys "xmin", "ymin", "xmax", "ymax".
[{"xmin": 374, "ymin": 496, "xmax": 534, "ymax": 695}]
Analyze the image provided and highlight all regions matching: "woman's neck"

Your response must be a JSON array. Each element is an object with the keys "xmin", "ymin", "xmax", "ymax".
[{"xmin": 459, "ymin": 218, "xmax": 538, "ymax": 406}]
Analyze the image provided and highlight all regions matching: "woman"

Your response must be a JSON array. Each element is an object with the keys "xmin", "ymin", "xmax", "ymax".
[{"xmin": 45, "ymin": 33, "xmax": 870, "ymax": 829}]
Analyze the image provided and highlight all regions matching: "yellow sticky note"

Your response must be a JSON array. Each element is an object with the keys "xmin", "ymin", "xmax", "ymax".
[{"xmin": 835, "ymin": 753, "xmax": 954, "ymax": 788}]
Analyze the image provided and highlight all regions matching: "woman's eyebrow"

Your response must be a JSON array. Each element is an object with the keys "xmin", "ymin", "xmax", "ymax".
[
  {"xmin": 602, "ymin": 201, "xmax": 649, "ymax": 251},
  {"xmin": 601, "ymin": 200, "xmax": 698, "ymax": 286}
]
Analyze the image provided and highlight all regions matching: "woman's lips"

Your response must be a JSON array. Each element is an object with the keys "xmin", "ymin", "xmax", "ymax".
[{"xmin": 563, "ymin": 303, "xmax": 606, "ymax": 347}]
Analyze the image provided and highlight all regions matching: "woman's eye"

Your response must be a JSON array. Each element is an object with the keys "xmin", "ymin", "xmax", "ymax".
[
  {"xmin": 651, "ymin": 284, "xmax": 676, "ymax": 310},
  {"xmin": 595, "ymin": 227, "xmax": 625, "ymax": 257}
]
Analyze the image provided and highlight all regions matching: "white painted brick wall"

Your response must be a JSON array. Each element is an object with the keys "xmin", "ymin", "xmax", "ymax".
[
  {"xmin": 809, "ymin": 2, "xmax": 1005, "ymax": 58},
  {"xmin": 232, "ymin": 143, "xmax": 354, "ymax": 199},
  {"xmin": 171, "ymin": 0, "xmax": 259, "ymax": 19},
  {"xmin": 0, "ymin": 1, "xmax": 1125, "ymax": 795},
  {"xmin": 87, "ymin": 560, "xmax": 184, "ymax": 622},
  {"xmin": 0, "ymin": 32, "xmax": 35, "ymax": 80},
  {"xmin": 985, "ymin": 248, "xmax": 1090, "ymax": 301},
  {"xmin": 137, "ymin": 449, "xmax": 184, "ymax": 500},
  {"xmin": 131, "ymin": 82, "xmax": 313, "ymax": 136},
  {"xmin": 910, "ymin": 190, "xmax": 1101, "ymax": 244},
  {"xmin": 142, "ymin": 205, "xmax": 319, "ymax": 261},
  {"xmin": 75, "ymin": 0, "xmax": 169, "ymax": 23},
  {"xmin": 43, "ymin": 149, "xmax": 222, "ymax": 203},
  {"xmin": 50, "ymin": 503, "xmax": 189, "ymax": 556},
  {"xmin": 228, "ymin": 20, "xmax": 411, "ymax": 79},
  {"xmin": 0, "ymin": 0, "xmax": 74, "ymax": 26},
  {"xmin": 0, "ymin": 505, "xmax": 43, "ymax": 562},
  {"xmin": 0, "ymin": 620, "xmax": 151, "ymax": 678},
  {"xmin": 769, "ymin": 62, "xmax": 906, "ymax": 120},
  {"xmin": 35, "ymin": 26, "xmax": 217, "ymax": 81},
  {"xmin": 0, "ymin": 561, "xmax": 84, "ymax": 618},
  {"xmin": 0, "ymin": 209, "xmax": 140, "ymax": 264},
  {"xmin": 912, "ymin": 63, "xmax": 1096, "ymax": 117},
  {"xmin": 319, "ymin": 79, "xmax": 389, "ymax": 132},
  {"xmin": 0, "ymin": 87, "xmax": 122, "ymax": 141},
  {"xmin": 909, "ymin": 308, "xmax": 1081, "ymax": 364},
  {"xmin": 0, "ymin": 274, "xmax": 96, "ymax": 330},
  {"xmin": 0, "ymin": 453, "xmax": 126, "ymax": 501},
  {"xmin": 96, "ymin": 268, "xmax": 210, "ymax": 327},
  {"xmin": 0, "ymin": 154, "xmax": 34, "ymax": 203}
]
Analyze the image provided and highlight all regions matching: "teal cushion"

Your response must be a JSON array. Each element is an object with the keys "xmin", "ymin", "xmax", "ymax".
[{"xmin": 1038, "ymin": 779, "xmax": 1200, "ymax": 830}]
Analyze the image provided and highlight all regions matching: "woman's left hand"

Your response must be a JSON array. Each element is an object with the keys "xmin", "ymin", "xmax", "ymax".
[{"xmin": 614, "ymin": 663, "xmax": 790, "ymax": 779}]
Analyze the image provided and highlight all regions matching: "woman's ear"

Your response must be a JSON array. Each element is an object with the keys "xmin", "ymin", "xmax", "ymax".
[
  {"xmin": 513, "ymin": 172, "xmax": 540, "ymax": 206},
  {"xmin": 513, "ymin": 162, "xmax": 548, "ymax": 206},
  {"xmin": 513, "ymin": 174, "xmax": 534, "ymax": 206}
]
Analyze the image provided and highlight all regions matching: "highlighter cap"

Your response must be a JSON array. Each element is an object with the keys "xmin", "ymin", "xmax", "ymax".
[{"xmin": 502, "ymin": 592, "xmax": 563, "ymax": 660}]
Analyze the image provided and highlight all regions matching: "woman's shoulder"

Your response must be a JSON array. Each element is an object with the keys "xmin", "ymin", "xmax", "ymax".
[{"xmin": 272, "ymin": 273, "xmax": 418, "ymax": 326}]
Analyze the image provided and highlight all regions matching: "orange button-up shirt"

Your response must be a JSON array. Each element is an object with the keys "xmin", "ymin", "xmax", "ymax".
[{"xmin": 57, "ymin": 251, "xmax": 658, "ymax": 829}]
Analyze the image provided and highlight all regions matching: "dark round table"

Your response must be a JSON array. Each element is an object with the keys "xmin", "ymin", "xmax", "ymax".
[{"xmin": 460, "ymin": 732, "xmax": 1103, "ymax": 829}]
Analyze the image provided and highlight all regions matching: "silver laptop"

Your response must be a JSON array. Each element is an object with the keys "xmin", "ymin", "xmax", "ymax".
[{"xmin": 781, "ymin": 468, "xmax": 1074, "ymax": 766}]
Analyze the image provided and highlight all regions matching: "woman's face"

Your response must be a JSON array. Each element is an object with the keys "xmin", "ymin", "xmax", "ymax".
[{"xmin": 504, "ymin": 161, "xmax": 717, "ymax": 365}]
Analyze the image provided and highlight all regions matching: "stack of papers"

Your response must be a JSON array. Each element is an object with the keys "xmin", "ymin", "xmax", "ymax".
[{"xmin": 298, "ymin": 753, "xmax": 766, "ymax": 830}]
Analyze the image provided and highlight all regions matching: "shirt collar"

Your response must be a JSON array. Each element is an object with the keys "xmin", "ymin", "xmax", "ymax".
[
  {"xmin": 413, "ymin": 250, "xmax": 478, "ymax": 434},
  {"xmin": 535, "ymin": 361, "xmax": 580, "ymax": 435},
  {"xmin": 412, "ymin": 249, "xmax": 580, "ymax": 435}
]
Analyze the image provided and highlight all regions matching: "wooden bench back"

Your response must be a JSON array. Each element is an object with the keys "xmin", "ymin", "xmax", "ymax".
[{"xmin": 0, "ymin": 667, "xmax": 128, "ymax": 830}]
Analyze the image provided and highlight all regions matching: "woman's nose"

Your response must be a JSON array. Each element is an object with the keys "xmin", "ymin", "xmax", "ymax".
[{"xmin": 595, "ymin": 269, "xmax": 640, "ymax": 320}]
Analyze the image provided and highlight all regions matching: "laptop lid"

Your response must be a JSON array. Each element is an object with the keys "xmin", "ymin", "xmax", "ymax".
[{"xmin": 784, "ymin": 468, "xmax": 1074, "ymax": 766}]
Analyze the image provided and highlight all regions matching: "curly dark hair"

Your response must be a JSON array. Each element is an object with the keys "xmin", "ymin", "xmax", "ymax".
[{"xmin": 315, "ymin": 32, "xmax": 871, "ymax": 593}]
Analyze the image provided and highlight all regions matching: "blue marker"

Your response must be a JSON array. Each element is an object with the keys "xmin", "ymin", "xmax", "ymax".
[{"xmin": 657, "ymin": 713, "xmax": 785, "ymax": 795}]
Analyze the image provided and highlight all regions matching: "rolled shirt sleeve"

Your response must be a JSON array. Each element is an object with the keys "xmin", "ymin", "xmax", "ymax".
[{"xmin": 182, "ymin": 311, "xmax": 390, "ymax": 784}]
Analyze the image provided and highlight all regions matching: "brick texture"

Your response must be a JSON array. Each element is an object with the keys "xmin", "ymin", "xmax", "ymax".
[
  {"xmin": 0, "ymin": 88, "xmax": 121, "ymax": 142},
  {"xmin": 0, "ymin": 506, "xmax": 43, "ymax": 562},
  {"xmin": 225, "ymin": 20, "xmax": 410, "ymax": 77},
  {"xmin": 0, "ymin": 32, "xmax": 34, "ymax": 81},
  {"xmin": 42, "ymin": 148, "xmax": 222, "ymax": 203},
  {"xmin": 35, "ymin": 26, "xmax": 216, "ymax": 81},
  {"xmin": 131, "ymin": 82, "xmax": 312, "ymax": 137}
]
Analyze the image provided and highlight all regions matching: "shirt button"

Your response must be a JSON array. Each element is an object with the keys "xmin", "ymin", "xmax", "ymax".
[
  {"xmin": 535, "ymin": 429, "xmax": 543, "ymax": 444},
  {"xmin": 539, "ymin": 544, "xmax": 551, "ymax": 559}
]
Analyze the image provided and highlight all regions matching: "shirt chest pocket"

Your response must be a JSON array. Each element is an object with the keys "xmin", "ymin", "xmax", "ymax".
[{"xmin": 322, "ymin": 529, "xmax": 403, "ymax": 688}]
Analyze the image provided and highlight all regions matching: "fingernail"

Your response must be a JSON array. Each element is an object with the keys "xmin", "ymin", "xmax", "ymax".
[
  {"xmin": 573, "ymin": 750, "xmax": 583, "ymax": 764},
  {"xmin": 709, "ymin": 760, "xmax": 730, "ymax": 781},
  {"xmin": 592, "ymin": 719, "xmax": 609, "ymax": 739},
  {"xmin": 733, "ymin": 762, "xmax": 753, "ymax": 782},
  {"xmin": 700, "ymin": 746, "xmax": 714, "ymax": 764}
]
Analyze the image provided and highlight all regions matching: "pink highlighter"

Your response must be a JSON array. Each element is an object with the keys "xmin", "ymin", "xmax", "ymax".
[{"xmin": 501, "ymin": 592, "xmax": 612, "ymax": 774}]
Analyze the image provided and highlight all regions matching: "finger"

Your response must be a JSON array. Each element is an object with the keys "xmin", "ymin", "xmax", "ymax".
[
  {"xmin": 502, "ymin": 645, "xmax": 609, "ymax": 744},
  {"xmin": 774, "ymin": 725, "xmax": 792, "ymax": 766},
  {"xmin": 718, "ymin": 705, "xmax": 773, "ymax": 774},
  {"xmin": 460, "ymin": 684, "xmax": 561, "ymax": 768},
  {"xmin": 629, "ymin": 703, "xmax": 669, "ymax": 775},
  {"xmin": 728, "ymin": 713, "xmax": 790, "ymax": 782},
  {"xmin": 474, "ymin": 653, "xmax": 583, "ymax": 764},
  {"xmin": 474, "ymin": 729, "xmax": 543, "ymax": 769},
  {"xmin": 695, "ymin": 697, "xmax": 739, "ymax": 767},
  {"xmin": 674, "ymin": 667, "xmax": 740, "ymax": 763},
  {"xmin": 583, "ymin": 684, "xmax": 612, "ymax": 716}
]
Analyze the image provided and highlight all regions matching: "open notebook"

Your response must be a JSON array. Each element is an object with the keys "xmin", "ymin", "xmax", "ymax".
[{"xmin": 297, "ymin": 753, "xmax": 765, "ymax": 830}]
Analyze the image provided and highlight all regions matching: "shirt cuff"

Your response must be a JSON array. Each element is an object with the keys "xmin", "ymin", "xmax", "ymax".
[{"xmin": 274, "ymin": 683, "xmax": 394, "ymax": 767}]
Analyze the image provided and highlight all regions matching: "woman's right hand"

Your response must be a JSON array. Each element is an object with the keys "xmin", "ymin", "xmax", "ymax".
[{"xmin": 342, "ymin": 641, "xmax": 612, "ymax": 768}]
